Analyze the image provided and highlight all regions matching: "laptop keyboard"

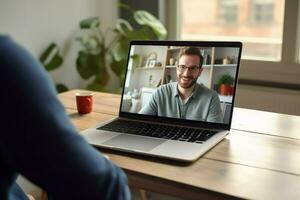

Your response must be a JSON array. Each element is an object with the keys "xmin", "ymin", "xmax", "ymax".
[{"xmin": 97, "ymin": 119, "xmax": 218, "ymax": 143}]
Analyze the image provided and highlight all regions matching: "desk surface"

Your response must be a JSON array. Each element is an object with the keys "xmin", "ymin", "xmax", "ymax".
[{"xmin": 59, "ymin": 90, "xmax": 300, "ymax": 200}]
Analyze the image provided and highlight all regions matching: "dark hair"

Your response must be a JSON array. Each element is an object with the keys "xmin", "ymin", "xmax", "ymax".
[{"xmin": 179, "ymin": 47, "xmax": 203, "ymax": 67}]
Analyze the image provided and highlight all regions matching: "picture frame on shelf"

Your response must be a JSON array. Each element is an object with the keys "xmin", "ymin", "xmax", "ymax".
[{"xmin": 147, "ymin": 59, "xmax": 156, "ymax": 68}]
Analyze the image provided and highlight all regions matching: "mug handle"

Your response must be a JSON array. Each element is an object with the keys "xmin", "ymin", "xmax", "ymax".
[{"xmin": 86, "ymin": 98, "xmax": 91, "ymax": 106}]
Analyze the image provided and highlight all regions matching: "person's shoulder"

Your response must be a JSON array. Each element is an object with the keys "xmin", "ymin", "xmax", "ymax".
[
  {"xmin": 0, "ymin": 35, "xmax": 17, "ymax": 49},
  {"xmin": 197, "ymin": 83, "xmax": 218, "ymax": 97},
  {"xmin": 158, "ymin": 82, "xmax": 176, "ymax": 90},
  {"xmin": 156, "ymin": 82, "xmax": 176, "ymax": 94},
  {"xmin": 0, "ymin": 35, "xmax": 12, "ymax": 51},
  {"xmin": 0, "ymin": 36, "xmax": 30, "ymax": 64},
  {"xmin": 0, "ymin": 35, "xmax": 9, "ymax": 42}
]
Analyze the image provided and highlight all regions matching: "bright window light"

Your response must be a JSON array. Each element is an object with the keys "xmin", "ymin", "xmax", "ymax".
[{"xmin": 181, "ymin": 0, "xmax": 285, "ymax": 61}]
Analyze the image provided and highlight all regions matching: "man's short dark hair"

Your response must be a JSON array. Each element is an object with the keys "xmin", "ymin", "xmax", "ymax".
[{"xmin": 179, "ymin": 47, "xmax": 204, "ymax": 67}]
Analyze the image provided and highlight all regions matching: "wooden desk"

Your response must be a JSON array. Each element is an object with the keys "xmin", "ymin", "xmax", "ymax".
[{"xmin": 59, "ymin": 90, "xmax": 300, "ymax": 200}]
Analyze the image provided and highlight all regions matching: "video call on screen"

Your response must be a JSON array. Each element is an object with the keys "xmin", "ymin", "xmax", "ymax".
[{"xmin": 121, "ymin": 44, "xmax": 240, "ymax": 125}]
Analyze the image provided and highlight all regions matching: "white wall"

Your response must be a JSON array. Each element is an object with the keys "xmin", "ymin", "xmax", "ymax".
[
  {"xmin": 127, "ymin": 45, "xmax": 168, "ymax": 93},
  {"xmin": 0, "ymin": 0, "xmax": 118, "ymax": 89},
  {"xmin": 0, "ymin": 0, "xmax": 118, "ymax": 198}
]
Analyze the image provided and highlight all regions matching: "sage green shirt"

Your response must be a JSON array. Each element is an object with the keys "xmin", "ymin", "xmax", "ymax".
[{"xmin": 139, "ymin": 82, "xmax": 223, "ymax": 123}]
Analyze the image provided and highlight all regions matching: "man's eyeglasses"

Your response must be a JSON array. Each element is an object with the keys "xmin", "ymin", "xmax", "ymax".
[{"xmin": 176, "ymin": 65, "xmax": 200, "ymax": 73}]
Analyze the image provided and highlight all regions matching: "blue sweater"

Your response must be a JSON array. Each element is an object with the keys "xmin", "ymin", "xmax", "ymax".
[{"xmin": 0, "ymin": 36, "xmax": 130, "ymax": 200}]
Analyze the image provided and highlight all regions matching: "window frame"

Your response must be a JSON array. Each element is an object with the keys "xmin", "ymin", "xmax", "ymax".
[{"xmin": 162, "ymin": 0, "xmax": 300, "ymax": 87}]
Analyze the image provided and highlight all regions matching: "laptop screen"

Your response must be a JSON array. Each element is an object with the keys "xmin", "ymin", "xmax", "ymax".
[{"xmin": 120, "ymin": 41, "xmax": 242, "ymax": 128}]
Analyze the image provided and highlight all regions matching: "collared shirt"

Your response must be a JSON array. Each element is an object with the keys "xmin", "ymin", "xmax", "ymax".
[{"xmin": 139, "ymin": 82, "xmax": 223, "ymax": 123}]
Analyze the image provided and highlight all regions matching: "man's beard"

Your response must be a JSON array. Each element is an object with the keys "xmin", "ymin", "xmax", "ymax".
[{"xmin": 177, "ymin": 75, "xmax": 198, "ymax": 89}]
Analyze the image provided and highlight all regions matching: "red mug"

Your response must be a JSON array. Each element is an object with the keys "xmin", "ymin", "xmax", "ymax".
[{"xmin": 75, "ymin": 92, "xmax": 93, "ymax": 114}]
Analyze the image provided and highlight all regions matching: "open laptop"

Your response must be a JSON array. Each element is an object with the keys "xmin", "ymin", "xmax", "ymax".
[{"xmin": 82, "ymin": 40, "xmax": 242, "ymax": 162}]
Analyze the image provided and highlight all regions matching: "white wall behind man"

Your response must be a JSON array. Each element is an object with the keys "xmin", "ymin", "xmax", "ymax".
[{"xmin": 0, "ymin": 0, "xmax": 118, "ymax": 89}]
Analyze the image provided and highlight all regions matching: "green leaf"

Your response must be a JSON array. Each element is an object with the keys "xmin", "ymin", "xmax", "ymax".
[
  {"xmin": 130, "ymin": 54, "xmax": 140, "ymax": 61},
  {"xmin": 110, "ymin": 58, "xmax": 127, "ymax": 87},
  {"xmin": 115, "ymin": 19, "xmax": 133, "ymax": 36},
  {"xmin": 55, "ymin": 83, "xmax": 69, "ymax": 93},
  {"xmin": 133, "ymin": 10, "xmax": 167, "ymax": 40},
  {"xmin": 40, "ymin": 43, "xmax": 55, "ymax": 63},
  {"xmin": 111, "ymin": 58, "xmax": 127, "ymax": 78},
  {"xmin": 76, "ymin": 51, "xmax": 102, "ymax": 79},
  {"xmin": 119, "ymin": 70, "xmax": 126, "ymax": 87},
  {"xmin": 111, "ymin": 37, "xmax": 129, "ymax": 62},
  {"xmin": 126, "ymin": 28, "xmax": 153, "ymax": 40},
  {"xmin": 86, "ymin": 80, "xmax": 106, "ymax": 92},
  {"xmin": 94, "ymin": 71, "xmax": 109, "ymax": 87},
  {"xmin": 45, "ymin": 55, "xmax": 63, "ymax": 71},
  {"xmin": 217, "ymin": 74, "xmax": 234, "ymax": 86},
  {"xmin": 118, "ymin": 2, "xmax": 135, "ymax": 13},
  {"xmin": 39, "ymin": 43, "xmax": 63, "ymax": 71},
  {"xmin": 85, "ymin": 36, "xmax": 101, "ymax": 52},
  {"xmin": 80, "ymin": 17, "xmax": 100, "ymax": 29},
  {"xmin": 129, "ymin": 54, "xmax": 141, "ymax": 68}
]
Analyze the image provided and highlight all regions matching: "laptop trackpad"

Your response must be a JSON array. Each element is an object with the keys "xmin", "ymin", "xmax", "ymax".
[{"xmin": 102, "ymin": 134, "xmax": 165, "ymax": 152}]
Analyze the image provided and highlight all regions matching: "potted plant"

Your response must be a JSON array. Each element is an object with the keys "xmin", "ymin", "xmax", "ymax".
[
  {"xmin": 216, "ymin": 74, "xmax": 234, "ymax": 96},
  {"xmin": 75, "ymin": 4, "xmax": 167, "ymax": 93}
]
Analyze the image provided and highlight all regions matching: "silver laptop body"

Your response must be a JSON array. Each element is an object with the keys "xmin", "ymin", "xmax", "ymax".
[{"xmin": 82, "ymin": 40, "xmax": 242, "ymax": 162}]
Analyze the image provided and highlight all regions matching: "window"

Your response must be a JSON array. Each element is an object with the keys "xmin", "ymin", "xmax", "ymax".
[
  {"xmin": 164, "ymin": 0, "xmax": 300, "ymax": 86},
  {"xmin": 181, "ymin": 0, "xmax": 284, "ymax": 61},
  {"xmin": 219, "ymin": 0, "xmax": 239, "ymax": 24},
  {"xmin": 251, "ymin": 0, "xmax": 274, "ymax": 24}
]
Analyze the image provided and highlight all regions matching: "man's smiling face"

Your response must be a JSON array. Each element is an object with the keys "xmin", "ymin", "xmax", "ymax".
[{"xmin": 176, "ymin": 55, "xmax": 203, "ymax": 89}]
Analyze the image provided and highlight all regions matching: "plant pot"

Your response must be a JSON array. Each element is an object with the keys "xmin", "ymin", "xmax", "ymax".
[{"xmin": 219, "ymin": 84, "xmax": 233, "ymax": 96}]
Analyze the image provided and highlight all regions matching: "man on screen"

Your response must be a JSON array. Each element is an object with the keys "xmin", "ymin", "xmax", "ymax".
[{"xmin": 139, "ymin": 47, "xmax": 223, "ymax": 123}]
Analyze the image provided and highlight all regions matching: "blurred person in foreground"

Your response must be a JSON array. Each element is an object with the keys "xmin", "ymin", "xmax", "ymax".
[{"xmin": 0, "ymin": 35, "xmax": 130, "ymax": 200}]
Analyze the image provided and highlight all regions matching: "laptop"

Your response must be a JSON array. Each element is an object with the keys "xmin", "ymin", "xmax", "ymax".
[{"xmin": 82, "ymin": 40, "xmax": 242, "ymax": 162}]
